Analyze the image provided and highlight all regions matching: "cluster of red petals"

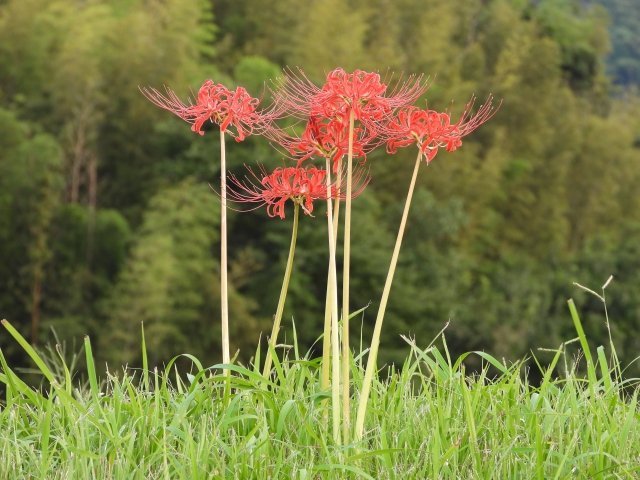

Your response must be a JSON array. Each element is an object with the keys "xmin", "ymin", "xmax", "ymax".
[
  {"xmin": 311, "ymin": 68, "xmax": 390, "ymax": 123},
  {"xmin": 266, "ymin": 68, "xmax": 428, "ymax": 168},
  {"xmin": 385, "ymin": 96, "xmax": 497, "ymax": 163},
  {"xmin": 228, "ymin": 166, "xmax": 328, "ymax": 219},
  {"xmin": 273, "ymin": 68, "xmax": 427, "ymax": 124},
  {"xmin": 276, "ymin": 116, "xmax": 373, "ymax": 171},
  {"xmin": 227, "ymin": 165, "xmax": 369, "ymax": 219},
  {"xmin": 141, "ymin": 80, "xmax": 268, "ymax": 141},
  {"xmin": 191, "ymin": 81, "xmax": 260, "ymax": 140}
]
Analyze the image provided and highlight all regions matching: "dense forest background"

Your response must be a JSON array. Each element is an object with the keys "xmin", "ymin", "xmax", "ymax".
[{"xmin": 1, "ymin": 0, "xmax": 639, "ymax": 375}]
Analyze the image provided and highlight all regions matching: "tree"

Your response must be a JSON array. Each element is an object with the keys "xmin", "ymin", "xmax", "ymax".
[
  {"xmin": 596, "ymin": 0, "xmax": 640, "ymax": 85},
  {"xmin": 101, "ymin": 180, "xmax": 261, "ymax": 367},
  {"xmin": 0, "ymin": 109, "xmax": 64, "ymax": 345},
  {"xmin": 288, "ymin": 0, "xmax": 368, "ymax": 81}
]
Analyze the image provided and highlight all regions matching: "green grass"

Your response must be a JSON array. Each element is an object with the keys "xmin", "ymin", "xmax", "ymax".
[{"xmin": 1, "ymin": 302, "xmax": 639, "ymax": 479}]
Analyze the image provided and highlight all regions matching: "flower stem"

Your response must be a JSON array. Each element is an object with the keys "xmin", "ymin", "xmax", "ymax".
[
  {"xmin": 262, "ymin": 203, "xmax": 300, "ymax": 377},
  {"xmin": 325, "ymin": 157, "xmax": 342, "ymax": 445},
  {"xmin": 341, "ymin": 109, "xmax": 355, "ymax": 443},
  {"xmin": 220, "ymin": 129, "xmax": 230, "ymax": 372},
  {"xmin": 354, "ymin": 150, "xmax": 422, "ymax": 441},
  {"xmin": 321, "ymin": 162, "xmax": 342, "ymax": 400}
]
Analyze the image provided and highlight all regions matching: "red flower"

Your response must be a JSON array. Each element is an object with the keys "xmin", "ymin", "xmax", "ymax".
[
  {"xmin": 265, "ymin": 68, "xmax": 427, "ymax": 170},
  {"xmin": 312, "ymin": 68, "xmax": 390, "ymax": 123},
  {"xmin": 273, "ymin": 68, "xmax": 428, "ymax": 125},
  {"xmin": 270, "ymin": 116, "xmax": 376, "ymax": 171},
  {"xmin": 141, "ymin": 80, "xmax": 269, "ymax": 141},
  {"xmin": 386, "ymin": 95, "xmax": 497, "ymax": 162},
  {"xmin": 228, "ymin": 165, "xmax": 369, "ymax": 219}
]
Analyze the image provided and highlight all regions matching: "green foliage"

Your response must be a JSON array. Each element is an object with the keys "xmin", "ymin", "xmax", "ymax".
[
  {"xmin": 289, "ymin": 0, "xmax": 368, "ymax": 80},
  {"xmin": 233, "ymin": 56, "xmax": 281, "ymax": 97},
  {"xmin": 534, "ymin": 0, "xmax": 610, "ymax": 90},
  {"xmin": 593, "ymin": 0, "xmax": 640, "ymax": 85},
  {"xmin": 100, "ymin": 180, "xmax": 261, "ymax": 367},
  {"xmin": 1, "ymin": 307, "xmax": 639, "ymax": 478},
  {"xmin": 0, "ymin": 108, "xmax": 64, "ymax": 351}
]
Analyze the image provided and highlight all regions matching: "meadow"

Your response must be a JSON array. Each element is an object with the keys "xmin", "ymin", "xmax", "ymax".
[{"xmin": 1, "ymin": 298, "xmax": 638, "ymax": 479}]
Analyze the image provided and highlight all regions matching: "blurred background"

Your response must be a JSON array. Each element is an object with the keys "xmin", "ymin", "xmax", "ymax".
[{"xmin": 0, "ymin": 0, "xmax": 639, "ymax": 376}]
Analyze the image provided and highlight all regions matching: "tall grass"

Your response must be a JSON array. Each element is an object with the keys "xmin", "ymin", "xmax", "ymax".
[{"xmin": 1, "ymin": 300, "xmax": 639, "ymax": 479}]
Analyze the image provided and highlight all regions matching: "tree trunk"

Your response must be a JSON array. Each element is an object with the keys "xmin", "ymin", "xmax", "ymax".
[{"xmin": 86, "ymin": 152, "xmax": 98, "ymax": 264}]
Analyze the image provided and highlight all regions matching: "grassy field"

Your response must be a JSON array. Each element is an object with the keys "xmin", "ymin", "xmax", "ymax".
[{"xmin": 0, "ymin": 301, "xmax": 639, "ymax": 479}]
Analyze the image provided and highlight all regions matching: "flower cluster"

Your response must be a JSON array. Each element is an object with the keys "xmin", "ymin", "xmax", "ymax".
[
  {"xmin": 142, "ymin": 68, "xmax": 498, "ymax": 445},
  {"xmin": 266, "ymin": 68, "xmax": 428, "ymax": 169},
  {"xmin": 141, "ymin": 81, "xmax": 266, "ymax": 141},
  {"xmin": 385, "ymin": 96, "xmax": 497, "ymax": 163},
  {"xmin": 274, "ymin": 116, "xmax": 372, "ymax": 171},
  {"xmin": 142, "ymin": 72, "xmax": 497, "ymax": 210},
  {"xmin": 311, "ymin": 68, "xmax": 390, "ymax": 123},
  {"xmin": 227, "ymin": 165, "xmax": 368, "ymax": 219},
  {"xmin": 274, "ymin": 68, "xmax": 426, "ymax": 122}
]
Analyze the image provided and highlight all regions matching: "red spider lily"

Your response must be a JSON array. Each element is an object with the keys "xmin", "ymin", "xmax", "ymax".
[
  {"xmin": 141, "ymin": 80, "xmax": 272, "ymax": 141},
  {"xmin": 385, "ymin": 95, "xmax": 498, "ymax": 162},
  {"xmin": 273, "ymin": 68, "xmax": 428, "ymax": 125},
  {"xmin": 268, "ymin": 116, "xmax": 378, "ymax": 171},
  {"xmin": 227, "ymin": 165, "xmax": 369, "ymax": 219},
  {"xmin": 312, "ymin": 68, "xmax": 390, "ymax": 123},
  {"xmin": 266, "ymin": 68, "xmax": 429, "ymax": 172}
]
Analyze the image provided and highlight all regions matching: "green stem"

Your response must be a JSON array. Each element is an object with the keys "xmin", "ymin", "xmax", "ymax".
[
  {"xmin": 325, "ymin": 157, "xmax": 342, "ymax": 445},
  {"xmin": 321, "ymin": 162, "xmax": 342, "ymax": 399},
  {"xmin": 341, "ymin": 109, "xmax": 355, "ymax": 443},
  {"xmin": 262, "ymin": 203, "xmax": 300, "ymax": 377},
  {"xmin": 354, "ymin": 150, "xmax": 422, "ymax": 441},
  {"xmin": 220, "ymin": 130, "xmax": 230, "ymax": 371}
]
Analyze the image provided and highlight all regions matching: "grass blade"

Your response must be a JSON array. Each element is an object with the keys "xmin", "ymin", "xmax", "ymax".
[{"xmin": 1, "ymin": 319, "xmax": 56, "ymax": 384}]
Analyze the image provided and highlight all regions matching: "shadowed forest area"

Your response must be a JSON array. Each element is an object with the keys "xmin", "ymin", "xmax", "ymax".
[{"xmin": 0, "ymin": 0, "xmax": 639, "ymax": 376}]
